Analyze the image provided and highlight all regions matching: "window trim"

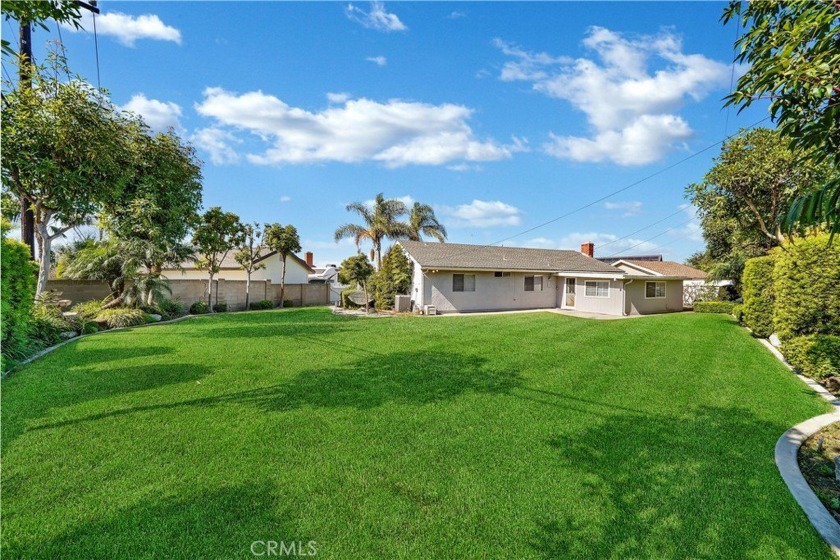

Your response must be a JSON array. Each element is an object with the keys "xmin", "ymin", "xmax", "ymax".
[
  {"xmin": 645, "ymin": 281, "xmax": 666, "ymax": 299},
  {"xmin": 494, "ymin": 271, "xmax": 511, "ymax": 277},
  {"xmin": 452, "ymin": 273, "xmax": 476, "ymax": 292},
  {"xmin": 524, "ymin": 275, "xmax": 544, "ymax": 292},
  {"xmin": 584, "ymin": 280, "xmax": 610, "ymax": 298}
]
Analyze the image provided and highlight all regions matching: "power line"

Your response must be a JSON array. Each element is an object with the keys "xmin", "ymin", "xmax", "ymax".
[
  {"xmin": 595, "ymin": 207, "xmax": 688, "ymax": 251},
  {"xmin": 603, "ymin": 216, "xmax": 698, "ymax": 258},
  {"xmin": 92, "ymin": 10, "xmax": 101, "ymax": 90},
  {"xmin": 437, "ymin": 115, "xmax": 771, "ymax": 262},
  {"xmin": 723, "ymin": 9, "xmax": 743, "ymax": 138}
]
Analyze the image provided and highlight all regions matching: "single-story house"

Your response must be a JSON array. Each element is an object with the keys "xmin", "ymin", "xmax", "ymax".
[
  {"xmin": 161, "ymin": 250, "xmax": 315, "ymax": 284},
  {"xmin": 398, "ymin": 240, "xmax": 694, "ymax": 316}
]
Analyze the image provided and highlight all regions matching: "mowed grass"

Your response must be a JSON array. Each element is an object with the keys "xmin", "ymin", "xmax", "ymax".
[{"xmin": 1, "ymin": 308, "xmax": 833, "ymax": 559}]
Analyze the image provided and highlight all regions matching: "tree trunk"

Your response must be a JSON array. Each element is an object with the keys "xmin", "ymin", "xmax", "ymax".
[
  {"xmin": 375, "ymin": 241, "xmax": 382, "ymax": 270},
  {"xmin": 363, "ymin": 282, "xmax": 369, "ymax": 314},
  {"xmin": 34, "ymin": 220, "xmax": 51, "ymax": 297},
  {"xmin": 207, "ymin": 272, "xmax": 214, "ymax": 309},
  {"xmin": 245, "ymin": 270, "xmax": 251, "ymax": 310},
  {"xmin": 279, "ymin": 255, "xmax": 287, "ymax": 308}
]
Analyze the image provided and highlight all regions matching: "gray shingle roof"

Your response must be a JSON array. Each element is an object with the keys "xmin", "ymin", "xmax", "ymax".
[{"xmin": 399, "ymin": 240, "xmax": 622, "ymax": 274}]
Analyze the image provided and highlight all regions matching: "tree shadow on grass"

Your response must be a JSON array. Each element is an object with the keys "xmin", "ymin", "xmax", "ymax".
[
  {"xmin": 531, "ymin": 405, "xmax": 831, "ymax": 559},
  {"xmin": 31, "ymin": 351, "xmax": 522, "ymax": 432},
  {"xmin": 4, "ymin": 483, "xmax": 300, "ymax": 560}
]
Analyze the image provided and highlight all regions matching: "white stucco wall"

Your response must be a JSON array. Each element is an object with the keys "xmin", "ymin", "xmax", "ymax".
[
  {"xmin": 163, "ymin": 254, "xmax": 311, "ymax": 285},
  {"xmin": 557, "ymin": 277, "xmax": 624, "ymax": 316},
  {"xmin": 425, "ymin": 271, "xmax": 558, "ymax": 313},
  {"xmin": 623, "ymin": 279, "xmax": 684, "ymax": 315}
]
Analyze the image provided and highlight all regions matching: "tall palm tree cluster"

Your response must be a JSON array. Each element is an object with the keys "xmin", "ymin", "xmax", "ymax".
[{"xmin": 335, "ymin": 194, "xmax": 447, "ymax": 268}]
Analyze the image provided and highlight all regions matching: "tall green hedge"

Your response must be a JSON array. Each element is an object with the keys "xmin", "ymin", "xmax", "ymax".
[
  {"xmin": 741, "ymin": 255, "xmax": 776, "ymax": 337},
  {"xmin": 1, "ymin": 224, "xmax": 37, "ymax": 370},
  {"xmin": 773, "ymin": 235, "xmax": 840, "ymax": 340}
]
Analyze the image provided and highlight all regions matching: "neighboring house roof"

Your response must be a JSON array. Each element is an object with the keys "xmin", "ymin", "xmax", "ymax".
[
  {"xmin": 166, "ymin": 250, "xmax": 314, "ymax": 273},
  {"xmin": 597, "ymin": 254, "xmax": 663, "ymax": 264},
  {"xmin": 615, "ymin": 259, "xmax": 707, "ymax": 279},
  {"xmin": 398, "ymin": 240, "xmax": 622, "ymax": 274}
]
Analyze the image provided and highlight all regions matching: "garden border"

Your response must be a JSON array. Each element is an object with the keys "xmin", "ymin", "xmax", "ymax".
[{"xmin": 760, "ymin": 338, "xmax": 840, "ymax": 556}]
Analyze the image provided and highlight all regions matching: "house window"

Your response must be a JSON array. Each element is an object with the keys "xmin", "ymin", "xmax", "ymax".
[
  {"xmin": 494, "ymin": 271, "xmax": 511, "ymax": 277},
  {"xmin": 453, "ymin": 274, "xmax": 475, "ymax": 292},
  {"xmin": 646, "ymin": 281, "xmax": 666, "ymax": 298},
  {"xmin": 585, "ymin": 280, "xmax": 610, "ymax": 298},
  {"xmin": 524, "ymin": 275, "xmax": 543, "ymax": 292}
]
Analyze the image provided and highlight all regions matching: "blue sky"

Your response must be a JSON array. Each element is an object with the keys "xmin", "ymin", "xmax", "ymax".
[{"xmin": 10, "ymin": 1, "xmax": 769, "ymax": 266}]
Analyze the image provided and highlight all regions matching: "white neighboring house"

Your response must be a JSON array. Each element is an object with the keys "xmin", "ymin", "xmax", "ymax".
[
  {"xmin": 161, "ymin": 250, "xmax": 314, "ymax": 284},
  {"xmin": 399, "ymin": 240, "xmax": 693, "ymax": 316},
  {"xmin": 307, "ymin": 263, "xmax": 345, "ymax": 304}
]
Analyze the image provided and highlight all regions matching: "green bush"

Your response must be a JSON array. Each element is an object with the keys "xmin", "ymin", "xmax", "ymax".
[
  {"xmin": 1, "ymin": 223, "xmax": 37, "ymax": 369},
  {"xmin": 28, "ymin": 314, "xmax": 68, "ymax": 349},
  {"xmin": 212, "ymin": 303, "xmax": 228, "ymax": 313},
  {"xmin": 782, "ymin": 335, "xmax": 840, "ymax": 380},
  {"xmin": 81, "ymin": 322, "xmax": 99, "ymax": 335},
  {"xmin": 71, "ymin": 299, "xmax": 105, "ymax": 322},
  {"xmin": 371, "ymin": 245, "xmax": 412, "ymax": 311},
  {"xmin": 249, "ymin": 299, "xmax": 274, "ymax": 310},
  {"xmin": 189, "ymin": 301, "xmax": 210, "ymax": 314},
  {"xmin": 282, "ymin": 300, "xmax": 294, "ymax": 308},
  {"xmin": 340, "ymin": 286, "xmax": 360, "ymax": 309},
  {"xmin": 773, "ymin": 235, "xmax": 840, "ymax": 340},
  {"xmin": 158, "ymin": 298, "xmax": 185, "ymax": 320},
  {"xmin": 693, "ymin": 301, "xmax": 736, "ymax": 314},
  {"xmin": 732, "ymin": 304, "xmax": 744, "ymax": 323},
  {"xmin": 95, "ymin": 308, "xmax": 147, "ymax": 329},
  {"xmin": 741, "ymin": 255, "xmax": 776, "ymax": 337}
]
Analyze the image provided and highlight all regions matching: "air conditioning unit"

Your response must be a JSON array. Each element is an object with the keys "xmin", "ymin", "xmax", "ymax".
[{"xmin": 423, "ymin": 305, "xmax": 437, "ymax": 316}]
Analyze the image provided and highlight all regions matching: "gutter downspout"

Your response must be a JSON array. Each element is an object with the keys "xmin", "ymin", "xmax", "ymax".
[{"xmin": 622, "ymin": 279, "xmax": 634, "ymax": 316}]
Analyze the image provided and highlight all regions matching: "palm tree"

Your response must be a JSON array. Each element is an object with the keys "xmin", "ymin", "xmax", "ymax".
[
  {"xmin": 335, "ymin": 193, "xmax": 411, "ymax": 269},
  {"xmin": 408, "ymin": 202, "xmax": 447, "ymax": 243}
]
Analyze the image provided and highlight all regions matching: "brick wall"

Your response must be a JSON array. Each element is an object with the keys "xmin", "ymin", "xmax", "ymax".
[{"xmin": 45, "ymin": 279, "xmax": 329, "ymax": 311}]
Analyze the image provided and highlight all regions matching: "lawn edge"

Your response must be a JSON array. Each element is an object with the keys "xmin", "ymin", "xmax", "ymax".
[{"xmin": 760, "ymin": 338, "xmax": 840, "ymax": 557}]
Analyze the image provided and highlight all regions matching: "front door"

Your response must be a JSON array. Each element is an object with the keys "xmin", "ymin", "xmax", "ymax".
[{"xmin": 564, "ymin": 277, "xmax": 576, "ymax": 308}]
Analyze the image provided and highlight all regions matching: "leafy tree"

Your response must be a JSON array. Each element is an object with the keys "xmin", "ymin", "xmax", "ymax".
[
  {"xmin": 371, "ymin": 245, "xmax": 413, "ymax": 310},
  {"xmin": 335, "ymin": 193, "xmax": 411, "ymax": 269},
  {"xmin": 234, "ymin": 223, "xmax": 268, "ymax": 310},
  {"xmin": 408, "ymin": 202, "xmax": 447, "ymax": 242},
  {"xmin": 338, "ymin": 253, "xmax": 375, "ymax": 313},
  {"xmin": 192, "ymin": 207, "xmax": 244, "ymax": 309},
  {"xmin": 1, "ymin": 1, "xmax": 83, "ymax": 57},
  {"xmin": 684, "ymin": 251, "xmax": 716, "ymax": 273},
  {"xmin": 1, "ymin": 57, "xmax": 134, "ymax": 296},
  {"xmin": 723, "ymin": 1, "xmax": 840, "ymax": 235},
  {"xmin": 265, "ymin": 223, "xmax": 301, "ymax": 308},
  {"xmin": 685, "ymin": 128, "xmax": 834, "ymax": 289}
]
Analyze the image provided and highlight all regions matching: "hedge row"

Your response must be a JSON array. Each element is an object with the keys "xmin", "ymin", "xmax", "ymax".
[
  {"xmin": 693, "ymin": 301, "xmax": 736, "ymax": 314},
  {"xmin": 782, "ymin": 335, "xmax": 840, "ymax": 380},
  {"xmin": 741, "ymin": 255, "xmax": 775, "ymax": 337},
  {"xmin": 1, "ymin": 227, "xmax": 37, "ymax": 371}
]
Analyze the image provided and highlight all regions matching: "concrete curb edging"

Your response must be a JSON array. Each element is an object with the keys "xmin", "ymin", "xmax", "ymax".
[
  {"xmin": 758, "ymin": 338, "xmax": 840, "ymax": 556},
  {"xmin": 3, "ymin": 314, "xmax": 196, "ymax": 377},
  {"xmin": 776, "ymin": 412, "xmax": 840, "ymax": 557}
]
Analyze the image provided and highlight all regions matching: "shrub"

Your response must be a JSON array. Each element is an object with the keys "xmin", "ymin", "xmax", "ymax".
[
  {"xmin": 732, "ymin": 304, "xmax": 744, "ymax": 323},
  {"xmin": 741, "ymin": 255, "xmax": 776, "ymax": 337},
  {"xmin": 28, "ymin": 314, "xmax": 68, "ymax": 349},
  {"xmin": 1, "ymin": 223, "xmax": 37, "ymax": 369},
  {"xmin": 81, "ymin": 322, "xmax": 99, "ymax": 335},
  {"xmin": 693, "ymin": 301, "xmax": 736, "ymax": 314},
  {"xmin": 773, "ymin": 235, "xmax": 840, "ymax": 340},
  {"xmin": 71, "ymin": 299, "xmax": 105, "ymax": 322},
  {"xmin": 782, "ymin": 335, "xmax": 840, "ymax": 380},
  {"xmin": 249, "ymin": 299, "xmax": 274, "ymax": 310},
  {"xmin": 282, "ymin": 300, "xmax": 294, "ymax": 308},
  {"xmin": 95, "ymin": 308, "xmax": 147, "ymax": 329},
  {"xmin": 158, "ymin": 298, "xmax": 186, "ymax": 320},
  {"xmin": 190, "ymin": 301, "xmax": 210, "ymax": 314},
  {"xmin": 340, "ymin": 286, "xmax": 360, "ymax": 309},
  {"xmin": 212, "ymin": 303, "xmax": 228, "ymax": 313},
  {"xmin": 371, "ymin": 245, "xmax": 412, "ymax": 310}
]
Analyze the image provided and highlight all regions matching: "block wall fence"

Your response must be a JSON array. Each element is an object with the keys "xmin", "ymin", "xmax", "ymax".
[{"xmin": 44, "ymin": 279, "xmax": 329, "ymax": 311}]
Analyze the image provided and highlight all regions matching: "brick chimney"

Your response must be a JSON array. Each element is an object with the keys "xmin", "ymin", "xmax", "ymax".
[
  {"xmin": 580, "ymin": 242, "xmax": 595, "ymax": 258},
  {"xmin": 305, "ymin": 251, "xmax": 314, "ymax": 267}
]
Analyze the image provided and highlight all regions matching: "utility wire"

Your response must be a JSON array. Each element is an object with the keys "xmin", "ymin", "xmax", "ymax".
[
  {"xmin": 435, "ymin": 115, "xmax": 771, "ymax": 263},
  {"xmin": 603, "ymin": 216, "xmax": 698, "ymax": 258},
  {"xmin": 723, "ymin": 11, "xmax": 742, "ymax": 138},
  {"xmin": 92, "ymin": 10, "xmax": 101, "ymax": 90},
  {"xmin": 595, "ymin": 207, "xmax": 688, "ymax": 251}
]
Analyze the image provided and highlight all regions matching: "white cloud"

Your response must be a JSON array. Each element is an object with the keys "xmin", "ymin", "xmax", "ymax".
[
  {"xmin": 362, "ymin": 195, "xmax": 414, "ymax": 208},
  {"xmin": 366, "ymin": 55, "xmax": 387, "ymax": 67},
  {"xmin": 496, "ymin": 27, "xmax": 730, "ymax": 165},
  {"xmin": 345, "ymin": 2, "xmax": 407, "ymax": 32},
  {"xmin": 64, "ymin": 12, "xmax": 182, "ymax": 47},
  {"xmin": 523, "ymin": 232, "xmax": 661, "ymax": 256},
  {"xmin": 448, "ymin": 11, "xmax": 467, "ymax": 20},
  {"xmin": 439, "ymin": 200, "xmax": 523, "ymax": 228},
  {"xmin": 280, "ymin": 195, "xmax": 292, "ymax": 203},
  {"xmin": 604, "ymin": 201, "xmax": 643, "ymax": 216},
  {"xmin": 327, "ymin": 92, "xmax": 351, "ymax": 103},
  {"xmin": 120, "ymin": 94, "xmax": 182, "ymax": 132},
  {"xmin": 195, "ymin": 88, "xmax": 515, "ymax": 167},
  {"xmin": 190, "ymin": 127, "xmax": 241, "ymax": 165},
  {"xmin": 670, "ymin": 204, "xmax": 703, "ymax": 242}
]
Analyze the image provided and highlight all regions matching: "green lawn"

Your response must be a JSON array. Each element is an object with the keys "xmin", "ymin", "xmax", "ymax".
[{"xmin": 1, "ymin": 308, "xmax": 833, "ymax": 559}]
